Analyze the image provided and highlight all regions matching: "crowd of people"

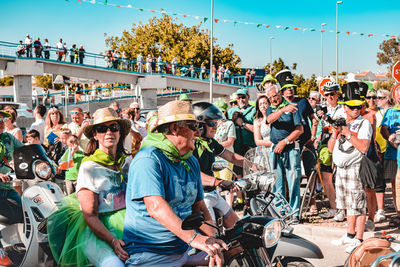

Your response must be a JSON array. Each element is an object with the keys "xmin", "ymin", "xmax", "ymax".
[
  {"xmin": 16, "ymin": 35, "xmax": 86, "ymax": 64},
  {"xmin": 1, "ymin": 68, "xmax": 399, "ymax": 265}
]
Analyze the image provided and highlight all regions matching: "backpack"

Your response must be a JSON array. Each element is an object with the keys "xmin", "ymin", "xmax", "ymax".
[{"xmin": 345, "ymin": 237, "xmax": 395, "ymax": 267}]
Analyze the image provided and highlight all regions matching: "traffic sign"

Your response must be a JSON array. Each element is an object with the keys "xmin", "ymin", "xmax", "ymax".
[
  {"xmin": 319, "ymin": 78, "xmax": 332, "ymax": 96},
  {"xmin": 393, "ymin": 61, "xmax": 400, "ymax": 83},
  {"xmin": 391, "ymin": 83, "xmax": 400, "ymax": 99}
]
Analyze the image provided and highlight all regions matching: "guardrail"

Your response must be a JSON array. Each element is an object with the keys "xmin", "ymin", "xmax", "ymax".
[{"xmin": 0, "ymin": 40, "xmax": 247, "ymax": 86}]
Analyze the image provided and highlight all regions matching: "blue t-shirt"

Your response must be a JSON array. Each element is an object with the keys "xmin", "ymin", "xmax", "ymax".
[
  {"xmin": 381, "ymin": 108, "xmax": 400, "ymax": 160},
  {"xmin": 123, "ymin": 146, "xmax": 204, "ymax": 256},
  {"xmin": 266, "ymin": 104, "xmax": 304, "ymax": 145},
  {"xmin": 292, "ymin": 98, "xmax": 314, "ymax": 147}
]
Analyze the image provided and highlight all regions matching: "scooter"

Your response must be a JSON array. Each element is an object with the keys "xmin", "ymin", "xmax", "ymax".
[{"xmin": 0, "ymin": 145, "xmax": 64, "ymax": 267}]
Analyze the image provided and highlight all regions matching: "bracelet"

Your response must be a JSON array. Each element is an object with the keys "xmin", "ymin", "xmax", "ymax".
[
  {"xmin": 188, "ymin": 232, "xmax": 198, "ymax": 245},
  {"xmin": 111, "ymin": 238, "xmax": 116, "ymax": 246}
]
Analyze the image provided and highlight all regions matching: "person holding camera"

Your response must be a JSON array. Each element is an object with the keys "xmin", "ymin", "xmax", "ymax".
[
  {"xmin": 227, "ymin": 88, "xmax": 256, "ymax": 177},
  {"xmin": 316, "ymin": 81, "xmax": 347, "ymax": 221},
  {"xmin": 64, "ymin": 107, "xmax": 91, "ymax": 152},
  {"xmin": 329, "ymin": 82, "xmax": 372, "ymax": 253}
]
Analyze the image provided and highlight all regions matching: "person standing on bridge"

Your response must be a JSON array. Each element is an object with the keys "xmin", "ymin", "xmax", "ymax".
[
  {"xmin": 70, "ymin": 44, "xmax": 78, "ymax": 63},
  {"xmin": 137, "ymin": 53, "xmax": 144, "ymax": 72},
  {"xmin": 146, "ymin": 54, "xmax": 153, "ymax": 73},
  {"xmin": 24, "ymin": 34, "xmax": 33, "ymax": 57},
  {"xmin": 78, "ymin": 45, "xmax": 86, "ymax": 65},
  {"xmin": 171, "ymin": 57, "xmax": 178, "ymax": 75},
  {"xmin": 56, "ymin": 38, "xmax": 63, "ymax": 61},
  {"xmin": 33, "ymin": 37, "xmax": 43, "ymax": 58},
  {"xmin": 43, "ymin": 38, "xmax": 50, "ymax": 59},
  {"xmin": 157, "ymin": 55, "xmax": 163, "ymax": 73}
]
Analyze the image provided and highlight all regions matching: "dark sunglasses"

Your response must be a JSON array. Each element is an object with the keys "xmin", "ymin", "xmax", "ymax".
[
  {"xmin": 366, "ymin": 96, "xmax": 377, "ymax": 100},
  {"xmin": 308, "ymin": 97, "xmax": 317, "ymax": 101},
  {"xmin": 206, "ymin": 121, "xmax": 218, "ymax": 127},
  {"xmin": 377, "ymin": 96, "xmax": 386, "ymax": 100},
  {"xmin": 186, "ymin": 122, "xmax": 199, "ymax": 131},
  {"xmin": 95, "ymin": 123, "xmax": 120, "ymax": 133},
  {"xmin": 237, "ymin": 95, "xmax": 247, "ymax": 99},
  {"xmin": 347, "ymin": 105, "xmax": 362, "ymax": 110},
  {"xmin": 325, "ymin": 92, "xmax": 336, "ymax": 97}
]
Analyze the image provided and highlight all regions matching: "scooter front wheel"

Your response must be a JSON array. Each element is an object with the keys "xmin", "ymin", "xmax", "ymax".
[{"xmin": 275, "ymin": 256, "xmax": 314, "ymax": 267}]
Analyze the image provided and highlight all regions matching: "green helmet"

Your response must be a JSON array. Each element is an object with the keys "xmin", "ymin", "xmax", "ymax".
[
  {"xmin": 213, "ymin": 99, "xmax": 228, "ymax": 113},
  {"xmin": 261, "ymin": 74, "xmax": 277, "ymax": 86},
  {"xmin": 179, "ymin": 93, "xmax": 192, "ymax": 101}
]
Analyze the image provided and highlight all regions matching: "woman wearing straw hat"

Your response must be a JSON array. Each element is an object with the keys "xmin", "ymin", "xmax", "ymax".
[
  {"xmin": 124, "ymin": 100, "xmax": 227, "ymax": 267},
  {"xmin": 48, "ymin": 107, "xmax": 131, "ymax": 267}
]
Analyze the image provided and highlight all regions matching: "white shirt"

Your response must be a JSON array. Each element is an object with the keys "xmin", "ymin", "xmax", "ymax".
[
  {"xmin": 56, "ymin": 42, "xmax": 63, "ymax": 50},
  {"xmin": 29, "ymin": 118, "xmax": 45, "ymax": 143},
  {"xmin": 66, "ymin": 122, "xmax": 89, "ymax": 152},
  {"xmin": 25, "ymin": 37, "xmax": 32, "ymax": 45}
]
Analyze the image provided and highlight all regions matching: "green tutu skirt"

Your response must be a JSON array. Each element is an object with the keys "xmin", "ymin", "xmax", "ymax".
[{"xmin": 47, "ymin": 194, "xmax": 125, "ymax": 267}]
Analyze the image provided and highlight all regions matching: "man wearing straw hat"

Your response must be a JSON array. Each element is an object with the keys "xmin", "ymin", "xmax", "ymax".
[{"xmin": 124, "ymin": 100, "xmax": 227, "ymax": 267}]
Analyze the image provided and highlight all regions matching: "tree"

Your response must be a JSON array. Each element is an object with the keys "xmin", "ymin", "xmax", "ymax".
[
  {"xmin": 377, "ymin": 37, "xmax": 400, "ymax": 71},
  {"xmin": 0, "ymin": 76, "xmax": 14, "ymax": 86},
  {"xmin": 105, "ymin": 15, "xmax": 241, "ymax": 72},
  {"xmin": 33, "ymin": 75, "xmax": 64, "ymax": 90}
]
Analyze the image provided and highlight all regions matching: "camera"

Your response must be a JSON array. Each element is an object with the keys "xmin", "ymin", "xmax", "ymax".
[
  {"xmin": 315, "ymin": 104, "xmax": 327, "ymax": 114},
  {"xmin": 326, "ymin": 116, "xmax": 347, "ymax": 127}
]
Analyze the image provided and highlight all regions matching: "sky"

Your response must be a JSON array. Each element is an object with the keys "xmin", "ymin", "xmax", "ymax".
[{"xmin": 1, "ymin": 0, "xmax": 399, "ymax": 78}]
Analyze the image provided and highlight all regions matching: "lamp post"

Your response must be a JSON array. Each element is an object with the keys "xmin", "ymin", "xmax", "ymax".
[
  {"xmin": 269, "ymin": 36, "xmax": 274, "ymax": 74},
  {"xmin": 336, "ymin": 1, "xmax": 343, "ymax": 81},
  {"xmin": 209, "ymin": 0, "xmax": 214, "ymax": 102},
  {"xmin": 321, "ymin": 23, "xmax": 326, "ymax": 77}
]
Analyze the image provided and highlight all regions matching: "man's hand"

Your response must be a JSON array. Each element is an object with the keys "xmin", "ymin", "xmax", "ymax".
[
  {"xmin": 281, "ymin": 104, "xmax": 298, "ymax": 114},
  {"xmin": 215, "ymin": 179, "xmax": 235, "ymax": 191},
  {"xmin": 190, "ymin": 234, "xmax": 227, "ymax": 267},
  {"xmin": 0, "ymin": 173, "xmax": 11, "ymax": 183},
  {"xmin": 273, "ymin": 140, "xmax": 287, "ymax": 154},
  {"xmin": 81, "ymin": 119, "xmax": 91, "ymax": 128},
  {"xmin": 340, "ymin": 126, "xmax": 351, "ymax": 139},
  {"xmin": 111, "ymin": 238, "xmax": 129, "ymax": 262},
  {"xmin": 232, "ymin": 116, "xmax": 244, "ymax": 127},
  {"xmin": 389, "ymin": 133, "xmax": 399, "ymax": 149}
]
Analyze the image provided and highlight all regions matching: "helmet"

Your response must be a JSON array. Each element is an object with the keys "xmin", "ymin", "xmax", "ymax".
[
  {"xmin": 192, "ymin": 102, "xmax": 225, "ymax": 122},
  {"xmin": 193, "ymin": 102, "xmax": 225, "ymax": 138},
  {"xmin": 213, "ymin": 100, "xmax": 228, "ymax": 113},
  {"xmin": 323, "ymin": 81, "xmax": 340, "ymax": 92}
]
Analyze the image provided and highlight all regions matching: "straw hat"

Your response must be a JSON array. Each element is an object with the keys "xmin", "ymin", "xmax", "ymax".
[
  {"xmin": 83, "ymin": 108, "xmax": 131, "ymax": 138},
  {"xmin": 151, "ymin": 100, "xmax": 196, "ymax": 132}
]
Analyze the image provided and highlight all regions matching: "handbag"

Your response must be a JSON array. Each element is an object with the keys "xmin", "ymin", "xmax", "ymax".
[{"xmin": 359, "ymin": 139, "xmax": 382, "ymax": 189}]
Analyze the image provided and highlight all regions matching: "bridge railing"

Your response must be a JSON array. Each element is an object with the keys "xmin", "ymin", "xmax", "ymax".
[{"xmin": 0, "ymin": 40, "xmax": 247, "ymax": 87}]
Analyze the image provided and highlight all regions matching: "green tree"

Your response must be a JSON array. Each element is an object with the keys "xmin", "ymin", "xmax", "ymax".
[
  {"xmin": 105, "ymin": 15, "xmax": 241, "ymax": 73},
  {"xmin": 377, "ymin": 37, "xmax": 400, "ymax": 71},
  {"xmin": 34, "ymin": 75, "xmax": 64, "ymax": 90},
  {"xmin": 0, "ymin": 76, "xmax": 14, "ymax": 86}
]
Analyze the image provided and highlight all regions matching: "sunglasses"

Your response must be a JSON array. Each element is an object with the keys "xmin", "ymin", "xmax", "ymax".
[
  {"xmin": 95, "ymin": 123, "xmax": 120, "ymax": 133},
  {"xmin": 186, "ymin": 122, "xmax": 199, "ymax": 131},
  {"xmin": 377, "ymin": 96, "xmax": 386, "ymax": 100},
  {"xmin": 347, "ymin": 105, "xmax": 362, "ymax": 110},
  {"xmin": 237, "ymin": 95, "xmax": 247, "ymax": 100},
  {"xmin": 366, "ymin": 96, "xmax": 377, "ymax": 100},
  {"xmin": 206, "ymin": 121, "xmax": 218, "ymax": 127},
  {"xmin": 325, "ymin": 92, "xmax": 336, "ymax": 97},
  {"xmin": 308, "ymin": 97, "xmax": 317, "ymax": 101},
  {"xmin": 70, "ymin": 110, "xmax": 81, "ymax": 114}
]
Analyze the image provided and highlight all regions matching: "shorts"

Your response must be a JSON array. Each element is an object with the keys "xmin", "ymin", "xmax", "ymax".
[
  {"xmin": 384, "ymin": 159, "xmax": 397, "ymax": 180},
  {"xmin": 203, "ymin": 190, "xmax": 233, "ymax": 223},
  {"xmin": 335, "ymin": 163, "xmax": 367, "ymax": 216}
]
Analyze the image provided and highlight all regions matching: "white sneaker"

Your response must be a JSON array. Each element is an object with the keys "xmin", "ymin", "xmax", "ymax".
[
  {"xmin": 345, "ymin": 238, "xmax": 361, "ymax": 254},
  {"xmin": 331, "ymin": 234, "xmax": 354, "ymax": 246},
  {"xmin": 365, "ymin": 219, "xmax": 375, "ymax": 232},
  {"xmin": 333, "ymin": 210, "xmax": 346, "ymax": 222},
  {"xmin": 375, "ymin": 209, "xmax": 386, "ymax": 222}
]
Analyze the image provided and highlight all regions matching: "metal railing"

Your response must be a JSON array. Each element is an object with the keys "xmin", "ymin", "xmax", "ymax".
[{"xmin": 0, "ymin": 40, "xmax": 247, "ymax": 86}]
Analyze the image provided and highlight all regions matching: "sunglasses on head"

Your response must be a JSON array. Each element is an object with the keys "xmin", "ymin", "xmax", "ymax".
[
  {"xmin": 206, "ymin": 121, "xmax": 218, "ymax": 127},
  {"xmin": 325, "ymin": 92, "xmax": 336, "ymax": 97},
  {"xmin": 95, "ymin": 123, "xmax": 120, "ymax": 133},
  {"xmin": 347, "ymin": 105, "xmax": 362, "ymax": 110},
  {"xmin": 186, "ymin": 122, "xmax": 199, "ymax": 131},
  {"xmin": 70, "ymin": 110, "xmax": 81, "ymax": 114},
  {"xmin": 366, "ymin": 96, "xmax": 377, "ymax": 100},
  {"xmin": 237, "ymin": 95, "xmax": 247, "ymax": 99}
]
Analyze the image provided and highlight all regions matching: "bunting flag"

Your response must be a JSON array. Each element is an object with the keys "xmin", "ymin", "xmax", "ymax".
[{"xmin": 76, "ymin": 0, "xmax": 399, "ymax": 39}]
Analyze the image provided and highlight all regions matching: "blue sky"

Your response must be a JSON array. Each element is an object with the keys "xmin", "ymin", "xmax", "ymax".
[{"xmin": 1, "ymin": 0, "xmax": 399, "ymax": 77}]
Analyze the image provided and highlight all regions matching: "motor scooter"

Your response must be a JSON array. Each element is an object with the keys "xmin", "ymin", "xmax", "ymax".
[{"xmin": 0, "ymin": 145, "xmax": 64, "ymax": 267}]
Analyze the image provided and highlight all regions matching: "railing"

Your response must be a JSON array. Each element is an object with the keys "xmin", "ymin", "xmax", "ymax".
[{"xmin": 0, "ymin": 40, "xmax": 247, "ymax": 86}]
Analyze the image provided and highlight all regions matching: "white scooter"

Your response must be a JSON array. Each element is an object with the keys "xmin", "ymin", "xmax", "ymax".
[{"xmin": 0, "ymin": 145, "xmax": 64, "ymax": 267}]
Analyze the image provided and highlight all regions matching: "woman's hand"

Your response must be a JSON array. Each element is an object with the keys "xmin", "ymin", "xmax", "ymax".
[{"xmin": 111, "ymin": 238, "xmax": 129, "ymax": 261}]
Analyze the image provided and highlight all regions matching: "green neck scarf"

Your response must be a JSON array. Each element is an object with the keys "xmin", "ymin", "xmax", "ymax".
[
  {"xmin": 393, "ymin": 105, "xmax": 400, "ymax": 111},
  {"xmin": 83, "ymin": 149, "xmax": 127, "ymax": 181},
  {"xmin": 195, "ymin": 137, "xmax": 212, "ymax": 158},
  {"xmin": 270, "ymin": 98, "xmax": 290, "ymax": 110},
  {"xmin": 141, "ymin": 132, "xmax": 193, "ymax": 172}
]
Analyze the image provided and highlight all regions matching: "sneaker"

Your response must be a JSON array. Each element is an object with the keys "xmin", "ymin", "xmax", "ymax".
[
  {"xmin": 345, "ymin": 238, "xmax": 362, "ymax": 254},
  {"xmin": 0, "ymin": 247, "xmax": 13, "ymax": 267},
  {"xmin": 375, "ymin": 209, "xmax": 386, "ymax": 222},
  {"xmin": 331, "ymin": 234, "xmax": 354, "ymax": 246},
  {"xmin": 319, "ymin": 208, "xmax": 336, "ymax": 219},
  {"xmin": 365, "ymin": 219, "xmax": 375, "ymax": 232},
  {"xmin": 333, "ymin": 210, "xmax": 346, "ymax": 222}
]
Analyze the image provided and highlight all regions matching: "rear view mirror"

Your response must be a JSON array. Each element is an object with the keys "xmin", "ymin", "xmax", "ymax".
[{"xmin": 181, "ymin": 211, "xmax": 205, "ymax": 230}]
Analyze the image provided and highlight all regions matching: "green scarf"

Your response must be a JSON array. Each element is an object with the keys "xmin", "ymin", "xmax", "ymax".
[
  {"xmin": 141, "ymin": 132, "xmax": 193, "ymax": 172},
  {"xmin": 195, "ymin": 137, "xmax": 212, "ymax": 158},
  {"xmin": 83, "ymin": 149, "xmax": 127, "ymax": 181},
  {"xmin": 393, "ymin": 105, "xmax": 400, "ymax": 111},
  {"xmin": 270, "ymin": 98, "xmax": 290, "ymax": 110}
]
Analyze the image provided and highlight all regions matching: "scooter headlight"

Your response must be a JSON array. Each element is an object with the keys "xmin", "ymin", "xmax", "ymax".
[
  {"xmin": 33, "ymin": 160, "xmax": 52, "ymax": 180},
  {"xmin": 262, "ymin": 219, "xmax": 281, "ymax": 248}
]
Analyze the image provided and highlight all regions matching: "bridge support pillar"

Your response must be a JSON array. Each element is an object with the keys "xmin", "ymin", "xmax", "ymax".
[
  {"xmin": 13, "ymin": 75, "xmax": 33, "ymax": 107},
  {"xmin": 141, "ymin": 89, "xmax": 158, "ymax": 109}
]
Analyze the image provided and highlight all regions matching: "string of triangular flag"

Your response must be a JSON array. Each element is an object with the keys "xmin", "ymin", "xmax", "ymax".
[{"xmin": 77, "ymin": 0, "xmax": 399, "ymax": 39}]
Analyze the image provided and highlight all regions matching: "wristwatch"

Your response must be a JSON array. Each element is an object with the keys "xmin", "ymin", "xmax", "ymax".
[
  {"xmin": 346, "ymin": 133, "xmax": 353, "ymax": 141},
  {"xmin": 241, "ymin": 122, "xmax": 246, "ymax": 127},
  {"xmin": 284, "ymin": 138, "xmax": 291, "ymax": 145}
]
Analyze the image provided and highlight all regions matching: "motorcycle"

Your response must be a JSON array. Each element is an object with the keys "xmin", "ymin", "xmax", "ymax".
[
  {"xmin": 211, "ymin": 147, "xmax": 323, "ymax": 266},
  {"xmin": 182, "ymin": 210, "xmax": 282, "ymax": 266},
  {"xmin": 0, "ymin": 144, "xmax": 64, "ymax": 267}
]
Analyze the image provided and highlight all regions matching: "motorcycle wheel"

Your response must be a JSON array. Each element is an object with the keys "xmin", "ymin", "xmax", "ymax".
[{"xmin": 276, "ymin": 256, "xmax": 314, "ymax": 267}]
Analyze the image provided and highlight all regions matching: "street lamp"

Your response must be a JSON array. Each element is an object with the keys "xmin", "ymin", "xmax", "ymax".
[
  {"xmin": 336, "ymin": 0, "xmax": 343, "ymax": 81},
  {"xmin": 321, "ymin": 23, "xmax": 327, "ymax": 77},
  {"xmin": 209, "ymin": 0, "xmax": 214, "ymax": 102},
  {"xmin": 269, "ymin": 37, "xmax": 274, "ymax": 74}
]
